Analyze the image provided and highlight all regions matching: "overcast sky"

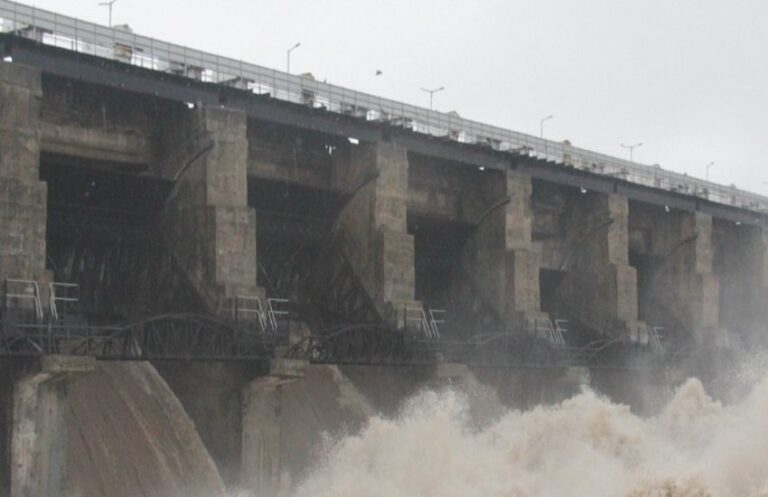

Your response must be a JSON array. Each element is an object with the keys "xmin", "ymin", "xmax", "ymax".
[{"xmin": 17, "ymin": 0, "xmax": 768, "ymax": 193}]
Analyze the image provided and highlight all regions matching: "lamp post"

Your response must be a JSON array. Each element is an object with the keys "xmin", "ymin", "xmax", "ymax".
[
  {"xmin": 420, "ymin": 86, "xmax": 445, "ymax": 111},
  {"xmin": 705, "ymin": 161, "xmax": 715, "ymax": 182},
  {"xmin": 539, "ymin": 114, "xmax": 553, "ymax": 139},
  {"xmin": 286, "ymin": 42, "xmax": 301, "ymax": 74},
  {"xmin": 98, "ymin": 0, "xmax": 117, "ymax": 28},
  {"xmin": 620, "ymin": 142, "xmax": 643, "ymax": 161}
]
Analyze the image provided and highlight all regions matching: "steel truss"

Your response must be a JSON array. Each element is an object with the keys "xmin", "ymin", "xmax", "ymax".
[
  {"xmin": 283, "ymin": 323, "xmax": 672, "ymax": 369},
  {"xmin": 0, "ymin": 313, "xmax": 280, "ymax": 361}
]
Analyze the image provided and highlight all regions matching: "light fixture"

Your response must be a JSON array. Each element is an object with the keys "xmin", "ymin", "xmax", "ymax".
[
  {"xmin": 2, "ymin": 56, "xmax": 11, "ymax": 62},
  {"xmin": 539, "ymin": 114, "xmax": 554, "ymax": 139},
  {"xmin": 620, "ymin": 142, "xmax": 643, "ymax": 161},
  {"xmin": 348, "ymin": 137, "xmax": 359, "ymax": 145},
  {"xmin": 419, "ymin": 86, "xmax": 445, "ymax": 111},
  {"xmin": 98, "ymin": 0, "xmax": 118, "ymax": 28},
  {"xmin": 286, "ymin": 42, "xmax": 301, "ymax": 73},
  {"xmin": 580, "ymin": 186, "xmax": 587, "ymax": 194},
  {"xmin": 664, "ymin": 205, "xmax": 670, "ymax": 212},
  {"xmin": 185, "ymin": 102, "xmax": 195, "ymax": 109},
  {"xmin": 478, "ymin": 166, "xmax": 485, "ymax": 171}
]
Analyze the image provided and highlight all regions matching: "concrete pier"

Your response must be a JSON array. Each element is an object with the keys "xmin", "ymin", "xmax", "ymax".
[
  {"xmin": 459, "ymin": 170, "xmax": 547, "ymax": 332},
  {"xmin": 239, "ymin": 361, "xmax": 372, "ymax": 496},
  {"xmin": 630, "ymin": 204, "xmax": 721, "ymax": 344},
  {"xmin": 161, "ymin": 106, "xmax": 262, "ymax": 311},
  {"xmin": 334, "ymin": 141, "xmax": 420, "ymax": 325},
  {"xmin": 0, "ymin": 64, "xmax": 48, "ymax": 289},
  {"xmin": 11, "ymin": 356, "xmax": 95, "ymax": 497},
  {"xmin": 559, "ymin": 192, "xmax": 641, "ymax": 336}
]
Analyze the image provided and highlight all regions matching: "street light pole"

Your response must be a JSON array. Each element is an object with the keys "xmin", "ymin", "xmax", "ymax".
[
  {"xmin": 420, "ymin": 86, "xmax": 445, "ymax": 111},
  {"xmin": 620, "ymin": 142, "xmax": 643, "ymax": 161},
  {"xmin": 98, "ymin": 0, "xmax": 117, "ymax": 28},
  {"xmin": 705, "ymin": 161, "xmax": 715, "ymax": 181},
  {"xmin": 539, "ymin": 114, "xmax": 553, "ymax": 139},
  {"xmin": 286, "ymin": 42, "xmax": 301, "ymax": 74}
]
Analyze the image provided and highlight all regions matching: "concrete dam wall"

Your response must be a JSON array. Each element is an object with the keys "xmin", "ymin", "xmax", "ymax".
[
  {"xmin": 3, "ymin": 356, "xmax": 675, "ymax": 497},
  {"xmin": 0, "ymin": 11, "xmax": 766, "ymax": 496}
]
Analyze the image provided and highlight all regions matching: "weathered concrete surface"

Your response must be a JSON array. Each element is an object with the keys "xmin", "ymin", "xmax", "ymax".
[
  {"xmin": 0, "ymin": 64, "xmax": 49, "ymax": 290},
  {"xmin": 407, "ymin": 154, "xmax": 466, "ymax": 221},
  {"xmin": 713, "ymin": 220, "xmax": 768, "ymax": 344},
  {"xmin": 531, "ymin": 181, "xmax": 569, "ymax": 271},
  {"xmin": 10, "ymin": 357, "xmax": 95, "ymax": 497},
  {"xmin": 0, "ymin": 361, "xmax": 26, "ymax": 497},
  {"xmin": 247, "ymin": 122, "xmax": 341, "ymax": 190},
  {"xmin": 459, "ymin": 170, "xmax": 546, "ymax": 332},
  {"xmin": 470, "ymin": 367, "xmax": 587, "ymax": 410},
  {"xmin": 240, "ymin": 364, "xmax": 374, "ymax": 496},
  {"xmin": 655, "ymin": 211, "xmax": 719, "ymax": 342},
  {"xmin": 61, "ymin": 362, "xmax": 225, "ymax": 497},
  {"xmin": 39, "ymin": 77, "xmax": 155, "ymax": 166},
  {"xmin": 334, "ymin": 141, "xmax": 419, "ymax": 325},
  {"xmin": 154, "ymin": 361, "xmax": 265, "ymax": 489},
  {"xmin": 633, "ymin": 205, "xmax": 721, "ymax": 344},
  {"xmin": 558, "ymin": 191, "xmax": 641, "ymax": 336},
  {"xmin": 2, "ymin": 359, "xmax": 223, "ymax": 497},
  {"xmin": 340, "ymin": 365, "xmax": 433, "ymax": 417},
  {"xmin": 39, "ymin": 122, "xmax": 151, "ymax": 165},
  {"xmin": 161, "ymin": 105, "xmax": 262, "ymax": 311}
]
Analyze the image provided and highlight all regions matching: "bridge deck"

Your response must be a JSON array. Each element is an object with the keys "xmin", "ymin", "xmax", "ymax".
[{"xmin": 0, "ymin": 0, "xmax": 766, "ymax": 216}]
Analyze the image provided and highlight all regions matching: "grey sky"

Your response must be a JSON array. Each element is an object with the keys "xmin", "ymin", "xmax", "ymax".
[{"xmin": 23, "ymin": 0, "xmax": 768, "ymax": 193}]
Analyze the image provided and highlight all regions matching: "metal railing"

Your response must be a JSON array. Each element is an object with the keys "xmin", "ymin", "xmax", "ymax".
[{"xmin": 1, "ymin": 0, "xmax": 767, "ymax": 213}]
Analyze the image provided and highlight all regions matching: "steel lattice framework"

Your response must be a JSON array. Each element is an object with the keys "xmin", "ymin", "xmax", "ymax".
[{"xmin": 0, "ymin": 313, "xmax": 279, "ymax": 361}]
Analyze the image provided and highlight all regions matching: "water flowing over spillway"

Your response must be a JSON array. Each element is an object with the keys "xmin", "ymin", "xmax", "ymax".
[{"xmin": 290, "ymin": 366, "xmax": 768, "ymax": 497}]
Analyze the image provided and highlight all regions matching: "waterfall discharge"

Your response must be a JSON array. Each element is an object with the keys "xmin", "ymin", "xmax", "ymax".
[{"xmin": 290, "ymin": 365, "xmax": 768, "ymax": 497}]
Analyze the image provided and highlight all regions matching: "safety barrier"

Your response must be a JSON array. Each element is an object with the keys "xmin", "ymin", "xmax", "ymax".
[{"xmin": 0, "ymin": 0, "xmax": 766, "ymax": 213}]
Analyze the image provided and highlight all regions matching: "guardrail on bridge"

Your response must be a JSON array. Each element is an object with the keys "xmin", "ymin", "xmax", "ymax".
[{"xmin": 1, "ymin": 0, "xmax": 766, "ymax": 214}]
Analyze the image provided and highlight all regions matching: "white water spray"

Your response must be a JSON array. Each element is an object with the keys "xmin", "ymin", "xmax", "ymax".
[{"xmin": 290, "ymin": 366, "xmax": 768, "ymax": 497}]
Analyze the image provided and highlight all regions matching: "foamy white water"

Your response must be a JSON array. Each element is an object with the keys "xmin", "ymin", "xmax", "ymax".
[{"xmin": 291, "ymin": 367, "xmax": 768, "ymax": 497}]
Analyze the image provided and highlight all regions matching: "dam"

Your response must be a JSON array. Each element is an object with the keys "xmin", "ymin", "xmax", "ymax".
[{"xmin": 0, "ymin": 1, "xmax": 767, "ymax": 496}]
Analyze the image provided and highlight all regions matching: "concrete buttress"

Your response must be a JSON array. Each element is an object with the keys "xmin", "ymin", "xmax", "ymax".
[
  {"xmin": 460, "ymin": 170, "xmax": 547, "ymax": 331},
  {"xmin": 161, "ymin": 105, "xmax": 262, "ymax": 312},
  {"xmin": 0, "ymin": 64, "xmax": 50, "ymax": 292},
  {"xmin": 648, "ymin": 211, "xmax": 720, "ymax": 344},
  {"xmin": 559, "ymin": 192, "xmax": 641, "ymax": 336},
  {"xmin": 239, "ymin": 361, "xmax": 373, "ymax": 497},
  {"xmin": 333, "ymin": 141, "xmax": 419, "ymax": 325},
  {"xmin": 11, "ymin": 356, "xmax": 95, "ymax": 497}
]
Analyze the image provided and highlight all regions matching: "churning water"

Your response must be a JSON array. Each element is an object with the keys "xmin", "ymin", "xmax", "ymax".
[{"xmin": 290, "ymin": 361, "xmax": 768, "ymax": 497}]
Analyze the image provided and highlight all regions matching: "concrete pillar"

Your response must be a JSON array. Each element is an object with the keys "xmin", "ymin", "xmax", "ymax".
[
  {"xmin": 650, "ymin": 211, "xmax": 720, "ymax": 343},
  {"xmin": 11, "ymin": 356, "xmax": 95, "ymax": 497},
  {"xmin": 241, "ymin": 381, "xmax": 282, "ymax": 496},
  {"xmin": 240, "ymin": 360, "xmax": 306, "ymax": 497},
  {"xmin": 714, "ymin": 221, "xmax": 768, "ymax": 343},
  {"xmin": 0, "ymin": 64, "xmax": 49, "ymax": 291},
  {"xmin": 162, "ymin": 106, "xmax": 262, "ymax": 312},
  {"xmin": 559, "ymin": 192, "xmax": 640, "ymax": 336},
  {"xmin": 460, "ymin": 170, "xmax": 546, "ymax": 331},
  {"xmin": 333, "ymin": 141, "xmax": 419, "ymax": 325}
]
